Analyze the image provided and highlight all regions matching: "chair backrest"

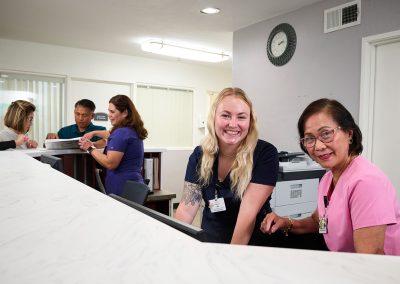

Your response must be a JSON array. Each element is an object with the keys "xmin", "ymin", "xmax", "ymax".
[
  {"xmin": 120, "ymin": 180, "xmax": 150, "ymax": 205},
  {"xmin": 40, "ymin": 154, "xmax": 63, "ymax": 172},
  {"xmin": 95, "ymin": 168, "xmax": 106, "ymax": 194}
]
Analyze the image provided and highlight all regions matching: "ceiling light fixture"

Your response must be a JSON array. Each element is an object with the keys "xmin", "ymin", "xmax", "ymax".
[
  {"xmin": 200, "ymin": 7, "xmax": 220, "ymax": 14},
  {"xmin": 141, "ymin": 39, "xmax": 230, "ymax": 63}
]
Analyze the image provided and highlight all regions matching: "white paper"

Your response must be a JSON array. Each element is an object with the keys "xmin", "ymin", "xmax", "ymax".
[{"xmin": 44, "ymin": 138, "xmax": 80, "ymax": 150}]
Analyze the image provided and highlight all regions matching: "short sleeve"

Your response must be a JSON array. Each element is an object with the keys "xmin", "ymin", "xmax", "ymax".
[
  {"xmin": 57, "ymin": 127, "xmax": 66, "ymax": 139},
  {"xmin": 184, "ymin": 146, "xmax": 202, "ymax": 184},
  {"xmin": 251, "ymin": 140, "xmax": 279, "ymax": 186},
  {"xmin": 107, "ymin": 128, "xmax": 132, "ymax": 152},
  {"xmin": 349, "ymin": 175, "xmax": 397, "ymax": 229}
]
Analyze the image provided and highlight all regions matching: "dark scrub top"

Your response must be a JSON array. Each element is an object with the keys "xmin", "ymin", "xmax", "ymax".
[
  {"xmin": 104, "ymin": 127, "xmax": 144, "ymax": 195},
  {"xmin": 57, "ymin": 123, "xmax": 106, "ymax": 142},
  {"xmin": 184, "ymin": 139, "xmax": 279, "ymax": 244}
]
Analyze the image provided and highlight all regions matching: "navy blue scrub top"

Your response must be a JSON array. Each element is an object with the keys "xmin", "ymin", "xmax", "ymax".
[{"xmin": 184, "ymin": 139, "xmax": 279, "ymax": 244}]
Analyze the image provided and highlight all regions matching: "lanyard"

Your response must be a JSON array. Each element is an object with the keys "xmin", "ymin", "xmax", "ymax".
[
  {"xmin": 324, "ymin": 195, "xmax": 329, "ymax": 208},
  {"xmin": 319, "ymin": 195, "xmax": 329, "ymax": 234},
  {"xmin": 215, "ymin": 181, "xmax": 222, "ymax": 200},
  {"xmin": 212, "ymin": 155, "xmax": 224, "ymax": 200}
]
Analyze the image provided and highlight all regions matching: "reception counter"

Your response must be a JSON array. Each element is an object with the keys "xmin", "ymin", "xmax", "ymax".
[
  {"xmin": 0, "ymin": 151, "xmax": 399, "ymax": 284},
  {"xmin": 18, "ymin": 147, "xmax": 175, "ymax": 215}
]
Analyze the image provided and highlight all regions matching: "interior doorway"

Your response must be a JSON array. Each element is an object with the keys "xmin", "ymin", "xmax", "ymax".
[{"xmin": 359, "ymin": 29, "xmax": 400, "ymax": 198}]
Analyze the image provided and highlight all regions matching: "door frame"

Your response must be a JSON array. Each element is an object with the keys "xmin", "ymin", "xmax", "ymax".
[{"xmin": 359, "ymin": 29, "xmax": 400, "ymax": 160}]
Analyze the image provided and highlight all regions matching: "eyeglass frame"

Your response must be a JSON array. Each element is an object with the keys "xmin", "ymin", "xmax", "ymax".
[{"xmin": 300, "ymin": 126, "xmax": 342, "ymax": 148}]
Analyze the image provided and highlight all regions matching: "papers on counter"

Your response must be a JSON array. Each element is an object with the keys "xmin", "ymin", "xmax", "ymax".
[
  {"xmin": 44, "ymin": 138, "xmax": 80, "ymax": 150},
  {"xmin": 279, "ymin": 160, "xmax": 324, "ymax": 172}
]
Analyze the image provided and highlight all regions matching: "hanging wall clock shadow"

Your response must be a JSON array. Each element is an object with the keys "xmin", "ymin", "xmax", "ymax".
[{"xmin": 266, "ymin": 23, "xmax": 297, "ymax": 66}]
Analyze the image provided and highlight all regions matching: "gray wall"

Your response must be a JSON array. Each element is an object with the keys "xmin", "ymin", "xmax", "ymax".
[{"xmin": 233, "ymin": 0, "xmax": 400, "ymax": 152}]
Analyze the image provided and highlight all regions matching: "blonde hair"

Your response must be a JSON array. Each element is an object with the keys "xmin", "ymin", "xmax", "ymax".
[
  {"xmin": 4, "ymin": 100, "xmax": 36, "ymax": 133},
  {"xmin": 199, "ymin": 87, "xmax": 259, "ymax": 199}
]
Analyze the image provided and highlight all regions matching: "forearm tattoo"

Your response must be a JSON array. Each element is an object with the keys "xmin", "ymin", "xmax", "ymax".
[{"xmin": 182, "ymin": 181, "xmax": 202, "ymax": 206}]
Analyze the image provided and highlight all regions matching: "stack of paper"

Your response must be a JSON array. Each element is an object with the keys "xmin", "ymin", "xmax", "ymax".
[
  {"xmin": 279, "ymin": 161, "xmax": 323, "ymax": 172},
  {"xmin": 44, "ymin": 138, "xmax": 80, "ymax": 150}
]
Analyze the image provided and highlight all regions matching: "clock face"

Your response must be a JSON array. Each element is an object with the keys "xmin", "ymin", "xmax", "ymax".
[
  {"xmin": 271, "ymin": 31, "xmax": 288, "ymax": 57},
  {"xmin": 266, "ymin": 23, "xmax": 296, "ymax": 66}
]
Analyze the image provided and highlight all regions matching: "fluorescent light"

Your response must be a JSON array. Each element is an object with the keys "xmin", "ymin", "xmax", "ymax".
[
  {"xmin": 141, "ymin": 39, "xmax": 230, "ymax": 63},
  {"xmin": 201, "ymin": 7, "xmax": 220, "ymax": 14}
]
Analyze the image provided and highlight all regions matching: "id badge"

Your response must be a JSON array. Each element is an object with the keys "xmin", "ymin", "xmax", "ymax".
[
  {"xmin": 209, "ymin": 197, "xmax": 226, "ymax": 213},
  {"xmin": 319, "ymin": 216, "xmax": 328, "ymax": 234}
]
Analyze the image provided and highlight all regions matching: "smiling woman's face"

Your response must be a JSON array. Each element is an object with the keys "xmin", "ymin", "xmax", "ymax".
[
  {"xmin": 303, "ymin": 111, "xmax": 352, "ymax": 172},
  {"xmin": 108, "ymin": 103, "xmax": 127, "ymax": 126},
  {"xmin": 214, "ymin": 95, "xmax": 250, "ymax": 150}
]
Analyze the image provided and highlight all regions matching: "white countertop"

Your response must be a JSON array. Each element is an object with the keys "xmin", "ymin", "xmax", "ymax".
[{"xmin": 0, "ymin": 151, "xmax": 399, "ymax": 284}]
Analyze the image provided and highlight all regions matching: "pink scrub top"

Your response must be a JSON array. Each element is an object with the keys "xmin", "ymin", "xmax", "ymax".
[{"xmin": 317, "ymin": 156, "xmax": 400, "ymax": 255}]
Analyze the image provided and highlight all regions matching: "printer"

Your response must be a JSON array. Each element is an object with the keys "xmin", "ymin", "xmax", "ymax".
[{"xmin": 270, "ymin": 152, "xmax": 326, "ymax": 219}]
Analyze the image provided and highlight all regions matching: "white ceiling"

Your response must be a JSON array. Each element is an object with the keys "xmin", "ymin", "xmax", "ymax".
[{"xmin": 0, "ymin": 0, "xmax": 323, "ymax": 67}]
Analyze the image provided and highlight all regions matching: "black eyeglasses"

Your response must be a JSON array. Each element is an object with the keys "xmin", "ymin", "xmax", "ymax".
[{"xmin": 300, "ymin": 126, "xmax": 341, "ymax": 148}]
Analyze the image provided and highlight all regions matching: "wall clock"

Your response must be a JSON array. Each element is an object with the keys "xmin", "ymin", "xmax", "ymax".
[{"xmin": 266, "ymin": 23, "xmax": 297, "ymax": 66}]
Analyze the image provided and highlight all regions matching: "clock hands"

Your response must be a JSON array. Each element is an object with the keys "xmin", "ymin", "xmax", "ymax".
[{"xmin": 267, "ymin": 23, "xmax": 296, "ymax": 66}]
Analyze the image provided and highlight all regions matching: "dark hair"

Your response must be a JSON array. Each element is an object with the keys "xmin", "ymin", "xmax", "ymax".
[
  {"xmin": 109, "ymin": 94, "xmax": 148, "ymax": 140},
  {"xmin": 4, "ymin": 100, "xmax": 36, "ymax": 133},
  {"xmin": 297, "ymin": 98, "xmax": 363, "ymax": 155},
  {"xmin": 75, "ymin": 99, "xmax": 96, "ymax": 112}
]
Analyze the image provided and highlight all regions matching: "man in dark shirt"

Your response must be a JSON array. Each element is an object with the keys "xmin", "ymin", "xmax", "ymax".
[{"xmin": 46, "ymin": 99, "xmax": 106, "ymax": 148}]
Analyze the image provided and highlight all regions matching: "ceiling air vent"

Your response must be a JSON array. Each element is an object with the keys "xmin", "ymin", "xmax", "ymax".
[{"xmin": 324, "ymin": 0, "xmax": 361, "ymax": 33}]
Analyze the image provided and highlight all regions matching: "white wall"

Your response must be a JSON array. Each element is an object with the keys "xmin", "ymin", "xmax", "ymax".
[
  {"xmin": 233, "ymin": 0, "xmax": 400, "ymax": 152},
  {"xmin": 0, "ymin": 38, "xmax": 231, "ymax": 145},
  {"xmin": 0, "ymin": 38, "xmax": 232, "ymax": 202},
  {"xmin": 161, "ymin": 148, "xmax": 194, "ymax": 203}
]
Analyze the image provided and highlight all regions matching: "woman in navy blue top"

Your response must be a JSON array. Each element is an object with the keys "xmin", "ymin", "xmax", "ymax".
[
  {"xmin": 79, "ymin": 95, "xmax": 148, "ymax": 195},
  {"xmin": 175, "ymin": 87, "xmax": 279, "ymax": 245}
]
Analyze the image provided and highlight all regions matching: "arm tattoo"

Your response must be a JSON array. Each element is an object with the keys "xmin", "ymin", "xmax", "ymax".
[{"xmin": 182, "ymin": 181, "xmax": 202, "ymax": 206}]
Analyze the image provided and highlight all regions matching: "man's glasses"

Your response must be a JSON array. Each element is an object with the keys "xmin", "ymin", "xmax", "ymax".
[{"xmin": 300, "ymin": 126, "xmax": 341, "ymax": 148}]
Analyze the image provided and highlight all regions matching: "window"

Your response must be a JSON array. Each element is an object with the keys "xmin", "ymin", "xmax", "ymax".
[
  {"xmin": 0, "ymin": 72, "xmax": 65, "ymax": 147},
  {"xmin": 136, "ymin": 85, "xmax": 193, "ymax": 147}
]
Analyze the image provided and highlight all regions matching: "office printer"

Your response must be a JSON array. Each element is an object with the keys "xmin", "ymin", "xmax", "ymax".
[{"xmin": 271, "ymin": 152, "xmax": 326, "ymax": 219}]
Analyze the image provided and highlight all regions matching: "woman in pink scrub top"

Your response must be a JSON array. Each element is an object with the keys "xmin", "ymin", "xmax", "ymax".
[{"xmin": 261, "ymin": 98, "xmax": 400, "ymax": 255}]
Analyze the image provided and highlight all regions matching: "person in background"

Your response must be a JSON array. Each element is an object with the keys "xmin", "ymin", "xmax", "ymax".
[
  {"xmin": 261, "ymin": 98, "xmax": 400, "ymax": 255},
  {"xmin": 46, "ymin": 99, "xmax": 106, "ymax": 148},
  {"xmin": 0, "ymin": 100, "xmax": 38, "ymax": 149},
  {"xmin": 175, "ymin": 87, "xmax": 279, "ymax": 245},
  {"xmin": 0, "ymin": 134, "xmax": 28, "ymax": 151},
  {"xmin": 79, "ymin": 94, "xmax": 148, "ymax": 195}
]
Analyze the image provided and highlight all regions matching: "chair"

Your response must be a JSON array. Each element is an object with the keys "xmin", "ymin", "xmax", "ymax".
[
  {"xmin": 40, "ymin": 154, "xmax": 63, "ymax": 172},
  {"xmin": 95, "ymin": 168, "xmax": 106, "ymax": 194},
  {"xmin": 120, "ymin": 180, "xmax": 150, "ymax": 205}
]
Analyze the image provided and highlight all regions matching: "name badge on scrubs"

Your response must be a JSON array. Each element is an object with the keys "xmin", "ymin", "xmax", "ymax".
[
  {"xmin": 319, "ymin": 216, "xmax": 328, "ymax": 234},
  {"xmin": 209, "ymin": 197, "xmax": 226, "ymax": 213}
]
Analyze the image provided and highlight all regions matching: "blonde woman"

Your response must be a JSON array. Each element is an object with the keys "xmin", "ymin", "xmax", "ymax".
[
  {"xmin": 175, "ymin": 87, "xmax": 279, "ymax": 245},
  {"xmin": 0, "ymin": 100, "xmax": 38, "ymax": 149}
]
